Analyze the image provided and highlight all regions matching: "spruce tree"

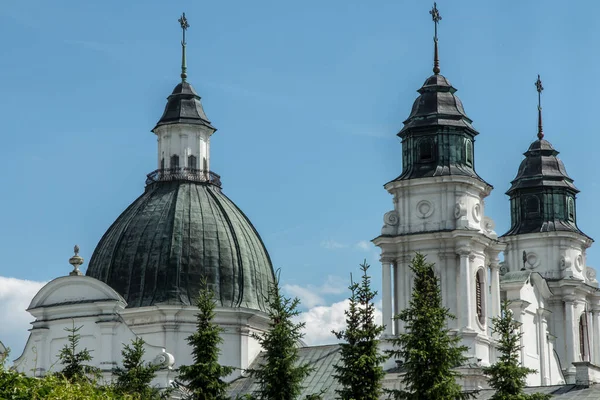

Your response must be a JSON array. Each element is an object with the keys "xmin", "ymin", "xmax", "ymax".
[
  {"xmin": 247, "ymin": 272, "xmax": 315, "ymax": 400},
  {"xmin": 113, "ymin": 337, "xmax": 163, "ymax": 399},
  {"xmin": 482, "ymin": 301, "xmax": 551, "ymax": 400},
  {"xmin": 57, "ymin": 321, "xmax": 101, "ymax": 382},
  {"xmin": 332, "ymin": 260, "xmax": 387, "ymax": 400},
  {"xmin": 386, "ymin": 253, "xmax": 474, "ymax": 400},
  {"xmin": 177, "ymin": 280, "xmax": 234, "ymax": 400}
]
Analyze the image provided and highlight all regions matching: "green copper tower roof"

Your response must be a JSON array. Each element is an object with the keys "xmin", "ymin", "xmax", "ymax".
[
  {"xmin": 502, "ymin": 75, "xmax": 590, "ymax": 239},
  {"xmin": 393, "ymin": 4, "xmax": 488, "ymax": 185},
  {"xmin": 86, "ymin": 181, "xmax": 275, "ymax": 310}
]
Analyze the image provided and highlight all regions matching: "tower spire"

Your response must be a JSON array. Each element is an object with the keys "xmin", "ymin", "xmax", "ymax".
[
  {"xmin": 178, "ymin": 12, "xmax": 190, "ymax": 82},
  {"xmin": 430, "ymin": 2, "xmax": 442, "ymax": 75},
  {"xmin": 535, "ymin": 74, "xmax": 544, "ymax": 140}
]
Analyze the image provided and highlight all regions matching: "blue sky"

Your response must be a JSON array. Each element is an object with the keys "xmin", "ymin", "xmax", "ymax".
[{"xmin": 1, "ymin": 0, "xmax": 600, "ymax": 352}]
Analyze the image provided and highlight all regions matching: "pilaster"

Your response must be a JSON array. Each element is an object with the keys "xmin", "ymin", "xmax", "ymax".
[{"xmin": 382, "ymin": 259, "xmax": 394, "ymax": 336}]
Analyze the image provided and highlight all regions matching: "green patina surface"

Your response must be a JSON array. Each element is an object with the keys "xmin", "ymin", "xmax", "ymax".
[{"xmin": 86, "ymin": 181, "xmax": 275, "ymax": 311}]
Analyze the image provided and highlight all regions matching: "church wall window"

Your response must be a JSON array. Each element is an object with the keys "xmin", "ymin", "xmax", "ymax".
[
  {"xmin": 161, "ymin": 158, "xmax": 165, "ymax": 170},
  {"xmin": 188, "ymin": 155, "xmax": 197, "ymax": 169},
  {"xmin": 417, "ymin": 138, "xmax": 434, "ymax": 163},
  {"xmin": 170, "ymin": 154, "xmax": 179, "ymax": 170},
  {"xmin": 476, "ymin": 269, "xmax": 485, "ymax": 326},
  {"xmin": 465, "ymin": 139, "xmax": 473, "ymax": 167}
]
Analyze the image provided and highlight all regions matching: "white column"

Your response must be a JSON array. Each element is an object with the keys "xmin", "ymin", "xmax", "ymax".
[
  {"xmin": 393, "ymin": 262, "xmax": 400, "ymax": 334},
  {"xmin": 564, "ymin": 298, "xmax": 577, "ymax": 372},
  {"xmin": 537, "ymin": 309, "xmax": 550, "ymax": 386},
  {"xmin": 593, "ymin": 309, "xmax": 600, "ymax": 365},
  {"xmin": 382, "ymin": 260, "xmax": 393, "ymax": 336},
  {"xmin": 457, "ymin": 248, "xmax": 473, "ymax": 330},
  {"xmin": 489, "ymin": 260, "xmax": 501, "ymax": 320}
]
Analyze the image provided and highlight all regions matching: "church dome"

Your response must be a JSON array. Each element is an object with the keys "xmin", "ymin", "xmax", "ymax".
[{"xmin": 86, "ymin": 180, "xmax": 275, "ymax": 311}]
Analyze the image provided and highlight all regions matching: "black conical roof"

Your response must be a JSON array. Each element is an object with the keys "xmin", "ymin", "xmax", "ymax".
[
  {"xmin": 152, "ymin": 82, "xmax": 215, "ymax": 131},
  {"xmin": 399, "ymin": 74, "xmax": 477, "ymax": 136},
  {"xmin": 506, "ymin": 139, "xmax": 577, "ymax": 195}
]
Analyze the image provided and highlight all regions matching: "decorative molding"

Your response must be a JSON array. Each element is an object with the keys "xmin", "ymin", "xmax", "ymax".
[
  {"xmin": 454, "ymin": 202, "xmax": 467, "ymax": 219},
  {"xmin": 575, "ymin": 254, "xmax": 584, "ymax": 272},
  {"xmin": 586, "ymin": 267, "xmax": 598, "ymax": 285},
  {"xmin": 472, "ymin": 203, "xmax": 481, "ymax": 222},
  {"xmin": 526, "ymin": 252, "xmax": 539, "ymax": 269},
  {"xmin": 416, "ymin": 200, "xmax": 435, "ymax": 219},
  {"xmin": 456, "ymin": 247, "xmax": 471, "ymax": 257}
]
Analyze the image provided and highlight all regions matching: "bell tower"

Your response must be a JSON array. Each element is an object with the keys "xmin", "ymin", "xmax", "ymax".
[{"xmin": 373, "ymin": 3, "xmax": 505, "ymax": 372}]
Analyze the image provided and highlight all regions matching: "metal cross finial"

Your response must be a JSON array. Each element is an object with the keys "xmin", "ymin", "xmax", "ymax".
[
  {"xmin": 430, "ymin": 3, "xmax": 442, "ymax": 75},
  {"xmin": 178, "ymin": 13, "xmax": 190, "ymax": 43},
  {"xmin": 535, "ymin": 74, "xmax": 544, "ymax": 140},
  {"xmin": 430, "ymin": 2, "xmax": 442, "ymax": 40},
  {"xmin": 178, "ymin": 13, "xmax": 190, "ymax": 82}
]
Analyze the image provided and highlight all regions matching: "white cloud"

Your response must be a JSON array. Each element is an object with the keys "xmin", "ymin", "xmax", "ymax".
[
  {"xmin": 0, "ymin": 277, "xmax": 46, "ymax": 358},
  {"xmin": 283, "ymin": 276, "xmax": 348, "ymax": 308},
  {"xmin": 355, "ymin": 240, "xmax": 372, "ymax": 251},
  {"xmin": 297, "ymin": 299, "xmax": 383, "ymax": 346},
  {"xmin": 283, "ymin": 284, "xmax": 325, "ymax": 308},
  {"xmin": 320, "ymin": 240, "xmax": 347, "ymax": 250}
]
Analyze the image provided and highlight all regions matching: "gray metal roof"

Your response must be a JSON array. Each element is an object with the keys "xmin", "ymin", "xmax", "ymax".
[
  {"xmin": 228, "ymin": 344, "xmax": 343, "ymax": 399},
  {"xmin": 152, "ymin": 81, "xmax": 215, "ymax": 131},
  {"xmin": 86, "ymin": 181, "xmax": 275, "ymax": 311},
  {"xmin": 228, "ymin": 344, "xmax": 600, "ymax": 399},
  {"xmin": 399, "ymin": 74, "xmax": 477, "ymax": 136},
  {"xmin": 507, "ymin": 139, "xmax": 577, "ymax": 195}
]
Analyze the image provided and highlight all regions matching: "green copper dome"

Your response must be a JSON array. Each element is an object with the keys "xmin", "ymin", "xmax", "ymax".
[{"xmin": 86, "ymin": 180, "xmax": 275, "ymax": 311}]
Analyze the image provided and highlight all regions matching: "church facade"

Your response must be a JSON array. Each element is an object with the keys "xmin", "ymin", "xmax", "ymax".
[{"xmin": 11, "ymin": 6, "xmax": 600, "ymax": 397}]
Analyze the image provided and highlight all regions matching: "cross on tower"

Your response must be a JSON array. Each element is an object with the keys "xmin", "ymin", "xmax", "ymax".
[
  {"xmin": 430, "ymin": 2, "xmax": 442, "ymax": 41},
  {"xmin": 178, "ymin": 13, "xmax": 190, "ymax": 82},
  {"xmin": 429, "ymin": 3, "xmax": 442, "ymax": 75},
  {"xmin": 535, "ymin": 74, "xmax": 544, "ymax": 140},
  {"xmin": 178, "ymin": 13, "xmax": 189, "ymax": 45}
]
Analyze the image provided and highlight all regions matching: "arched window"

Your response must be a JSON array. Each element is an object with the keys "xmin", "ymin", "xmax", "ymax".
[
  {"xmin": 418, "ymin": 138, "xmax": 434, "ymax": 162},
  {"xmin": 579, "ymin": 314, "xmax": 588, "ymax": 361},
  {"xmin": 476, "ymin": 270, "xmax": 485, "ymax": 325},
  {"xmin": 170, "ymin": 155, "xmax": 179, "ymax": 169},
  {"xmin": 567, "ymin": 197, "xmax": 575, "ymax": 221},
  {"xmin": 525, "ymin": 196, "xmax": 540, "ymax": 217},
  {"xmin": 160, "ymin": 158, "xmax": 165, "ymax": 170},
  {"xmin": 465, "ymin": 139, "xmax": 473, "ymax": 166},
  {"xmin": 188, "ymin": 155, "xmax": 197, "ymax": 169}
]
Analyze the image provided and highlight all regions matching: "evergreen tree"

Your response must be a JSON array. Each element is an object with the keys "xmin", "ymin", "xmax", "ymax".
[
  {"xmin": 482, "ymin": 301, "xmax": 551, "ymax": 400},
  {"xmin": 386, "ymin": 253, "xmax": 474, "ymax": 400},
  {"xmin": 113, "ymin": 337, "xmax": 164, "ymax": 399},
  {"xmin": 57, "ymin": 321, "xmax": 101, "ymax": 382},
  {"xmin": 177, "ymin": 280, "xmax": 234, "ymax": 400},
  {"xmin": 332, "ymin": 260, "xmax": 387, "ymax": 400},
  {"xmin": 247, "ymin": 271, "xmax": 315, "ymax": 400}
]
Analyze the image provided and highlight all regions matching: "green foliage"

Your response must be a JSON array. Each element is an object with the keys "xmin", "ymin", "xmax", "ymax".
[
  {"xmin": 332, "ymin": 260, "xmax": 387, "ymax": 400},
  {"xmin": 482, "ymin": 301, "xmax": 551, "ymax": 400},
  {"xmin": 177, "ymin": 280, "xmax": 234, "ymax": 400},
  {"xmin": 386, "ymin": 253, "xmax": 474, "ymax": 400},
  {"xmin": 113, "ymin": 337, "xmax": 166, "ymax": 399},
  {"xmin": 247, "ymin": 271, "xmax": 315, "ymax": 400},
  {"xmin": 57, "ymin": 321, "xmax": 102, "ymax": 383},
  {"xmin": 0, "ymin": 349, "xmax": 135, "ymax": 400}
]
